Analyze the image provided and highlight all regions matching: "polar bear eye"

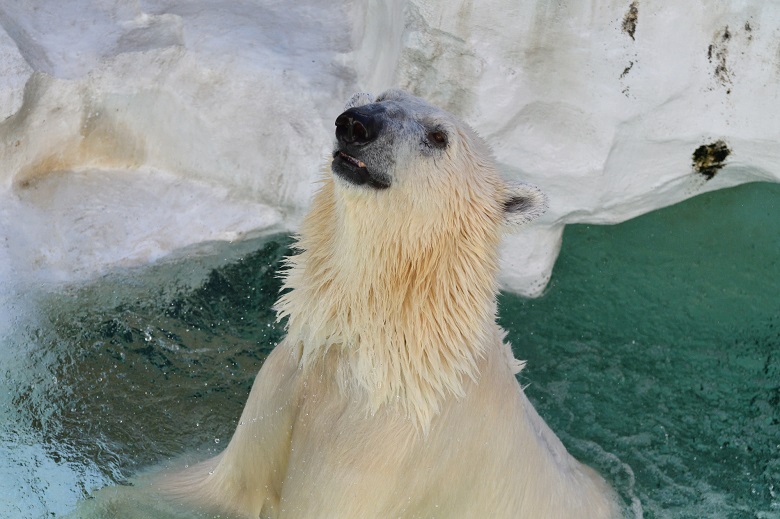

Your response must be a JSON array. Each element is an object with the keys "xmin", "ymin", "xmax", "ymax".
[{"xmin": 427, "ymin": 130, "xmax": 448, "ymax": 148}]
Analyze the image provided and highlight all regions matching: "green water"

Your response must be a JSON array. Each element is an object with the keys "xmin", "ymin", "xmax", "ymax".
[
  {"xmin": 500, "ymin": 181, "xmax": 780, "ymax": 518},
  {"xmin": 1, "ymin": 182, "xmax": 778, "ymax": 518},
  {"xmin": 0, "ymin": 239, "xmax": 291, "ymax": 517}
]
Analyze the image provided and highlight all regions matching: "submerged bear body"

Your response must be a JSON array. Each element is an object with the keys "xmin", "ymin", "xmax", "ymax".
[{"xmin": 166, "ymin": 90, "xmax": 621, "ymax": 519}]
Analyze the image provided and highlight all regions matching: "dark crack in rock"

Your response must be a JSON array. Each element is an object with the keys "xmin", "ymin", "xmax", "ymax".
[
  {"xmin": 692, "ymin": 140, "xmax": 731, "ymax": 180},
  {"xmin": 708, "ymin": 26, "xmax": 734, "ymax": 91},
  {"xmin": 622, "ymin": 1, "xmax": 638, "ymax": 40},
  {"xmin": 619, "ymin": 61, "xmax": 634, "ymax": 79}
]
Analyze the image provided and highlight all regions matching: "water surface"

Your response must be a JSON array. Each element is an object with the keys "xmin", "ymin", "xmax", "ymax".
[{"xmin": 1, "ymin": 182, "xmax": 778, "ymax": 518}]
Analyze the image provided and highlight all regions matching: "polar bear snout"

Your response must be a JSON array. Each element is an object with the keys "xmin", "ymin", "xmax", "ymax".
[
  {"xmin": 335, "ymin": 106, "xmax": 384, "ymax": 146},
  {"xmin": 331, "ymin": 104, "xmax": 392, "ymax": 190}
]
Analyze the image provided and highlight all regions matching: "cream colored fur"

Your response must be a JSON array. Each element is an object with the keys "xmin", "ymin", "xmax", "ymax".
[{"xmin": 164, "ymin": 91, "xmax": 621, "ymax": 518}]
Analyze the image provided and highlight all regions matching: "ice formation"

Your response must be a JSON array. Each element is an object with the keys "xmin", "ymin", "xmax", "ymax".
[{"xmin": 1, "ymin": 0, "xmax": 778, "ymax": 301}]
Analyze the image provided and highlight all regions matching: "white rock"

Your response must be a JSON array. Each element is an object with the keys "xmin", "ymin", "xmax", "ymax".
[
  {"xmin": 0, "ymin": 0, "xmax": 778, "ymax": 299},
  {"xmin": 0, "ymin": 16, "xmax": 32, "ymax": 121},
  {"xmin": 381, "ymin": 0, "xmax": 780, "ymax": 294}
]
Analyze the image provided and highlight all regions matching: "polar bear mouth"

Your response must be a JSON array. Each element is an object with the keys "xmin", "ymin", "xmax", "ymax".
[
  {"xmin": 338, "ymin": 151, "xmax": 367, "ymax": 169},
  {"xmin": 331, "ymin": 150, "xmax": 391, "ymax": 190}
]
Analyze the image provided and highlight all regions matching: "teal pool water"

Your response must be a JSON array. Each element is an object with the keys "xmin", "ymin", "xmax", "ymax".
[
  {"xmin": 1, "ymin": 182, "xmax": 778, "ymax": 518},
  {"xmin": 499, "ymin": 181, "xmax": 780, "ymax": 518}
]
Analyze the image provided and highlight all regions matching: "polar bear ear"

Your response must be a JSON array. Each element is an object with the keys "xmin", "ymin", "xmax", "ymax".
[
  {"xmin": 502, "ymin": 182, "xmax": 548, "ymax": 230},
  {"xmin": 344, "ymin": 92, "xmax": 373, "ymax": 110}
]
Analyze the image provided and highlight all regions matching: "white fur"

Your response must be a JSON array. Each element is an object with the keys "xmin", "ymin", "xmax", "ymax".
[{"xmin": 163, "ymin": 90, "xmax": 621, "ymax": 518}]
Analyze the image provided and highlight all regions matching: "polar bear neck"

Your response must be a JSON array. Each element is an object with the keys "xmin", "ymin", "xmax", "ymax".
[{"xmin": 275, "ymin": 174, "xmax": 505, "ymax": 433}]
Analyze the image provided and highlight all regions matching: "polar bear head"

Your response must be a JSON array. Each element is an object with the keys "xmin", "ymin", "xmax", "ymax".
[
  {"xmin": 330, "ymin": 89, "xmax": 547, "ymax": 229},
  {"xmin": 278, "ymin": 90, "xmax": 547, "ymax": 431}
]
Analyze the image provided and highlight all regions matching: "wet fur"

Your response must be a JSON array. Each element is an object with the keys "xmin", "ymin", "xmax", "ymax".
[{"xmin": 164, "ymin": 90, "xmax": 620, "ymax": 518}]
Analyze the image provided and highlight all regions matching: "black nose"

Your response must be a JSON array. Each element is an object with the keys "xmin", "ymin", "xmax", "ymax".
[{"xmin": 335, "ymin": 106, "xmax": 383, "ymax": 145}]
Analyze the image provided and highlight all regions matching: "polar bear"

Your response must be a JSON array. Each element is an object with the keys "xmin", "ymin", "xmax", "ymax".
[{"xmin": 165, "ymin": 90, "xmax": 621, "ymax": 518}]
